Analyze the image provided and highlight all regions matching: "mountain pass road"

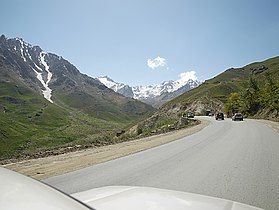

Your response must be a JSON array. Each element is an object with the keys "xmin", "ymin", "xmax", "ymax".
[{"xmin": 45, "ymin": 117, "xmax": 279, "ymax": 209}]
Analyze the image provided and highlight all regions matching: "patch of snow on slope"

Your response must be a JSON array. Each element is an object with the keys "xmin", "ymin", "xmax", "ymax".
[
  {"xmin": 17, "ymin": 38, "xmax": 27, "ymax": 62},
  {"xmin": 40, "ymin": 52, "xmax": 53, "ymax": 103},
  {"xmin": 26, "ymin": 49, "xmax": 53, "ymax": 103},
  {"xmin": 30, "ymin": 66, "xmax": 49, "ymax": 101}
]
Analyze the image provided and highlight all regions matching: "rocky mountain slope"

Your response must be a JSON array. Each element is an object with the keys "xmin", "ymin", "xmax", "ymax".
[{"xmin": 97, "ymin": 76, "xmax": 201, "ymax": 107}]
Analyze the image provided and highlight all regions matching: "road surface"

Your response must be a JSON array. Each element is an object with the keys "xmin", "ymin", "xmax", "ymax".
[{"xmin": 45, "ymin": 117, "xmax": 279, "ymax": 209}]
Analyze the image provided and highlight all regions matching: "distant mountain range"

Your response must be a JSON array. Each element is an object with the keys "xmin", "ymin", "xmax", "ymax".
[{"xmin": 97, "ymin": 76, "xmax": 201, "ymax": 107}]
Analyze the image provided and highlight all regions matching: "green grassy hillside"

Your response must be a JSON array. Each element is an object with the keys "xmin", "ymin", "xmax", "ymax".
[
  {"xmin": 164, "ymin": 56, "xmax": 279, "ymax": 113},
  {"xmin": 0, "ymin": 82, "xmax": 129, "ymax": 160},
  {"xmin": 53, "ymin": 86, "xmax": 153, "ymax": 123}
]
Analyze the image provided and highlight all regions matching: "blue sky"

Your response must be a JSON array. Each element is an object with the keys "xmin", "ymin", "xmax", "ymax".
[{"xmin": 1, "ymin": 0, "xmax": 279, "ymax": 86}]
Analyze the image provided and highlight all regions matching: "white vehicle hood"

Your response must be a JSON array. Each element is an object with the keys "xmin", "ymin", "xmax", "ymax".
[
  {"xmin": 0, "ymin": 167, "xmax": 263, "ymax": 210},
  {"xmin": 72, "ymin": 186, "xmax": 263, "ymax": 210}
]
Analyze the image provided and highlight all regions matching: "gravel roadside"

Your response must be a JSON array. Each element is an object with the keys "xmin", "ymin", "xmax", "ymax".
[{"xmin": 3, "ymin": 120, "xmax": 210, "ymax": 180}]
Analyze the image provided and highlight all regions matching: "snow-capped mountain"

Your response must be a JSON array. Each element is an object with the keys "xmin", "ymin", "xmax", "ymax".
[
  {"xmin": 97, "ymin": 76, "xmax": 134, "ymax": 98},
  {"xmin": 97, "ymin": 76, "xmax": 201, "ymax": 107},
  {"xmin": 0, "ymin": 35, "xmax": 155, "ymax": 119}
]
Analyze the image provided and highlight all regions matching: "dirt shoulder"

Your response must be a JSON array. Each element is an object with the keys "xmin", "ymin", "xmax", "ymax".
[{"xmin": 2, "ymin": 120, "xmax": 210, "ymax": 180}]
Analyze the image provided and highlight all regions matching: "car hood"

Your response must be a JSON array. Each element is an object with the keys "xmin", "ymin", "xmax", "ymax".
[
  {"xmin": 72, "ymin": 186, "xmax": 263, "ymax": 210},
  {"xmin": 0, "ymin": 167, "xmax": 263, "ymax": 210}
]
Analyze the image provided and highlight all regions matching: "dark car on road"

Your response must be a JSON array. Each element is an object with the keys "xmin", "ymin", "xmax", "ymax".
[
  {"xmin": 215, "ymin": 112, "xmax": 224, "ymax": 120},
  {"xmin": 232, "ymin": 113, "xmax": 244, "ymax": 121},
  {"xmin": 187, "ymin": 112, "xmax": 194, "ymax": 118}
]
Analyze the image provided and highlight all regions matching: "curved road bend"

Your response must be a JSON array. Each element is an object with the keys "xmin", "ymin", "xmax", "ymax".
[{"xmin": 45, "ymin": 117, "xmax": 279, "ymax": 210}]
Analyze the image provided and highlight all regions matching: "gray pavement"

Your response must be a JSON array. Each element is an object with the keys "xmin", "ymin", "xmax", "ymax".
[{"xmin": 45, "ymin": 117, "xmax": 279, "ymax": 209}]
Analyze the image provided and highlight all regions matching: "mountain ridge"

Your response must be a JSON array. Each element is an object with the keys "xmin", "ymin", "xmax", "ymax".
[{"xmin": 97, "ymin": 75, "xmax": 201, "ymax": 107}]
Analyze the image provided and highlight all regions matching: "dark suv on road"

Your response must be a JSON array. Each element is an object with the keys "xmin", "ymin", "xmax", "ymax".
[
  {"xmin": 215, "ymin": 112, "xmax": 224, "ymax": 120},
  {"xmin": 232, "ymin": 113, "xmax": 244, "ymax": 121},
  {"xmin": 187, "ymin": 112, "xmax": 194, "ymax": 118}
]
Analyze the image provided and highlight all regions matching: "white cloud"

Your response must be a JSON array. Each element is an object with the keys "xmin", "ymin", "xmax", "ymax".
[
  {"xmin": 147, "ymin": 56, "xmax": 166, "ymax": 69},
  {"xmin": 178, "ymin": 71, "xmax": 198, "ymax": 83}
]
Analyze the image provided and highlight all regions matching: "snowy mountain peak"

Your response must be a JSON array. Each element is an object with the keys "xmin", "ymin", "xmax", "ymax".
[
  {"xmin": 96, "ymin": 75, "xmax": 201, "ymax": 107},
  {"xmin": 98, "ymin": 76, "xmax": 119, "ymax": 88},
  {"xmin": 97, "ymin": 76, "xmax": 134, "ymax": 98}
]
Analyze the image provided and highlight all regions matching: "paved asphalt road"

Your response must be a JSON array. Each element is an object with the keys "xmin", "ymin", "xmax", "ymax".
[{"xmin": 45, "ymin": 117, "xmax": 279, "ymax": 209}]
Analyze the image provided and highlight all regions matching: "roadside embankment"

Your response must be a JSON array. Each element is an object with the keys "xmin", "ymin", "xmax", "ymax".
[{"xmin": 2, "ymin": 119, "xmax": 209, "ymax": 180}]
